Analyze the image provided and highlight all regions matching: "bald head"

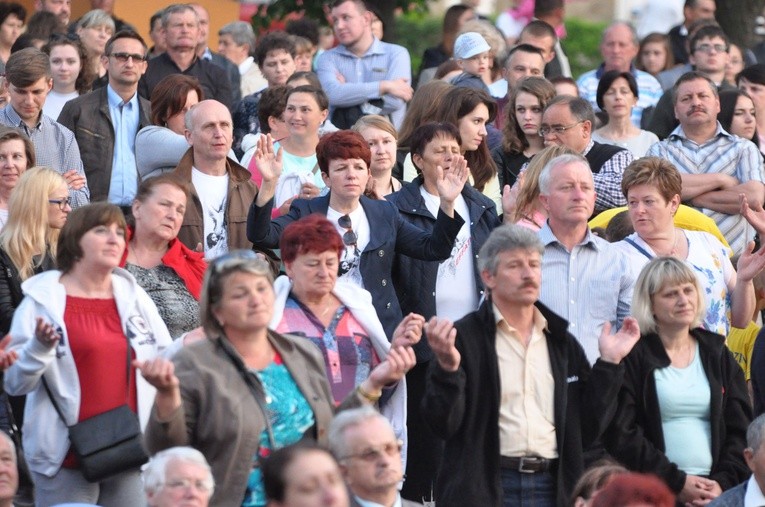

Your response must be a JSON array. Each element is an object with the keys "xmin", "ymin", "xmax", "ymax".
[
  {"xmin": 601, "ymin": 22, "xmax": 639, "ymax": 72},
  {"xmin": 184, "ymin": 100, "xmax": 233, "ymax": 168}
]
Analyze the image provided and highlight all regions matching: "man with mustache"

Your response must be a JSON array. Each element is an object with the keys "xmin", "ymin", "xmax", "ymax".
[
  {"xmin": 422, "ymin": 223, "xmax": 640, "ymax": 507},
  {"xmin": 646, "ymin": 71, "xmax": 765, "ymax": 257}
]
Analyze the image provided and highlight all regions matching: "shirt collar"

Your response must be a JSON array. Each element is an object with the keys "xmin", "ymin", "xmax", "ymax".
[
  {"xmin": 582, "ymin": 138, "xmax": 595, "ymax": 156},
  {"xmin": 595, "ymin": 62, "xmax": 637, "ymax": 79},
  {"xmin": 201, "ymin": 47, "xmax": 212, "ymax": 60},
  {"xmin": 492, "ymin": 303, "xmax": 548, "ymax": 335},
  {"xmin": 745, "ymin": 475, "xmax": 765, "ymax": 507},
  {"xmin": 106, "ymin": 84, "xmax": 137, "ymax": 109},
  {"xmin": 354, "ymin": 494, "xmax": 402, "ymax": 507},
  {"xmin": 336, "ymin": 37, "xmax": 384, "ymax": 58},
  {"xmin": 538, "ymin": 221, "xmax": 600, "ymax": 250},
  {"xmin": 668, "ymin": 122, "xmax": 733, "ymax": 142},
  {"xmin": 239, "ymin": 56, "xmax": 254, "ymax": 74},
  {"xmin": 4, "ymin": 105, "xmax": 40, "ymax": 130}
]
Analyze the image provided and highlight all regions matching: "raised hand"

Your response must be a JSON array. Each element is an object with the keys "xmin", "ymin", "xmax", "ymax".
[
  {"xmin": 597, "ymin": 317, "xmax": 640, "ymax": 364},
  {"xmin": 254, "ymin": 133, "xmax": 283, "ymax": 184},
  {"xmin": 740, "ymin": 193, "xmax": 765, "ymax": 237},
  {"xmin": 391, "ymin": 313, "xmax": 424, "ymax": 348},
  {"xmin": 436, "ymin": 154, "xmax": 469, "ymax": 204},
  {"xmin": 0, "ymin": 335, "xmax": 18, "ymax": 370},
  {"xmin": 424, "ymin": 316, "xmax": 460, "ymax": 372},
  {"xmin": 34, "ymin": 317, "xmax": 60, "ymax": 349},
  {"xmin": 365, "ymin": 345, "xmax": 416, "ymax": 392},
  {"xmin": 134, "ymin": 357, "xmax": 179, "ymax": 393},
  {"xmin": 63, "ymin": 170, "xmax": 87, "ymax": 191},
  {"xmin": 502, "ymin": 172, "xmax": 524, "ymax": 219},
  {"xmin": 737, "ymin": 240, "xmax": 765, "ymax": 283}
]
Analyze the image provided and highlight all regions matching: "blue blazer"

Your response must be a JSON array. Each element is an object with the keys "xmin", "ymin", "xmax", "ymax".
[{"xmin": 247, "ymin": 194, "xmax": 464, "ymax": 339}]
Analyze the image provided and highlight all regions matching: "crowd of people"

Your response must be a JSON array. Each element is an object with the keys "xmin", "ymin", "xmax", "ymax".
[{"xmin": 0, "ymin": 0, "xmax": 764, "ymax": 506}]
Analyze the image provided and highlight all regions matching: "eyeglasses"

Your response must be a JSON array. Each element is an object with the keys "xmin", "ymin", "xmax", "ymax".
[
  {"xmin": 337, "ymin": 214, "xmax": 357, "ymax": 247},
  {"xmin": 163, "ymin": 478, "xmax": 213, "ymax": 493},
  {"xmin": 694, "ymin": 43, "xmax": 728, "ymax": 54},
  {"xmin": 109, "ymin": 52, "xmax": 147, "ymax": 63},
  {"xmin": 342, "ymin": 440, "xmax": 403, "ymax": 462},
  {"xmin": 538, "ymin": 121, "xmax": 582, "ymax": 137},
  {"xmin": 48, "ymin": 197, "xmax": 71, "ymax": 210},
  {"xmin": 209, "ymin": 249, "xmax": 262, "ymax": 274}
]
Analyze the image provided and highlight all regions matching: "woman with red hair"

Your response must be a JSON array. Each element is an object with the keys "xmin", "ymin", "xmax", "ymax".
[
  {"xmin": 247, "ymin": 129, "xmax": 468, "ymax": 339},
  {"xmin": 591, "ymin": 473, "xmax": 675, "ymax": 507},
  {"xmin": 270, "ymin": 214, "xmax": 423, "ymax": 456}
]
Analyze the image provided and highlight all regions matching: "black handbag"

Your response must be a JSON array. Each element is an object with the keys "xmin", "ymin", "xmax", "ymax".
[{"xmin": 41, "ymin": 334, "xmax": 148, "ymax": 483}]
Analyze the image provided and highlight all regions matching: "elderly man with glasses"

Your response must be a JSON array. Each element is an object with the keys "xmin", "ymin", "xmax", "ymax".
[{"xmin": 539, "ymin": 95, "xmax": 633, "ymax": 212}]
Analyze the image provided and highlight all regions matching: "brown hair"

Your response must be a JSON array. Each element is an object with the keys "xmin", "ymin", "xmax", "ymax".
[
  {"xmin": 398, "ymin": 80, "xmax": 452, "ymax": 151},
  {"xmin": 0, "ymin": 127, "xmax": 34, "ymax": 168},
  {"xmin": 134, "ymin": 173, "xmax": 190, "ymax": 205},
  {"xmin": 43, "ymin": 34, "xmax": 94, "ymax": 95},
  {"xmin": 5, "ymin": 47, "xmax": 50, "ymax": 87},
  {"xmin": 57, "ymin": 202, "xmax": 126, "ymax": 273},
  {"xmin": 503, "ymin": 76, "xmax": 555, "ymax": 154},
  {"xmin": 620, "ymin": 157, "xmax": 682, "ymax": 202},
  {"xmin": 150, "ymin": 74, "xmax": 204, "ymax": 126}
]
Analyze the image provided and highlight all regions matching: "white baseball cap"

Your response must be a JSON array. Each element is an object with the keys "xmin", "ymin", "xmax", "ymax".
[{"xmin": 453, "ymin": 32, "xmax": 491, "ymax": 60}]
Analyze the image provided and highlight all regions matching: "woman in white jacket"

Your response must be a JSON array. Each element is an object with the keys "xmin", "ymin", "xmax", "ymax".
[{"xmin": 4, "ymin": 202, "xmax": 172, "ymax": 507}]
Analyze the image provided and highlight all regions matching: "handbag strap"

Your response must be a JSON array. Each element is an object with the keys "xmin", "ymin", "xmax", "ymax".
[
  {"xmin": 623, "ymin": 237, "xmax": 654, "ymax": 261},
  {"xmin": 41, "ymin": 327, "xmax": 133, "ymax": 427},
  {"xmin": 216, "ymin": 338, "xmax": 276, "ymax": 450}
]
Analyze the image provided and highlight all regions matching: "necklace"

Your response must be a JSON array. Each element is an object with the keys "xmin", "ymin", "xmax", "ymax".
[{"xmin": 649, "ymin": 228, "xmax": 679, "ymax": 257}]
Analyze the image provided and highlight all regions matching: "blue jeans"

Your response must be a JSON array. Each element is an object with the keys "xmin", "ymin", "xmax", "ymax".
[{"xmin": 500, "ymin": 468, "xmax": 556, "ymax": 507}]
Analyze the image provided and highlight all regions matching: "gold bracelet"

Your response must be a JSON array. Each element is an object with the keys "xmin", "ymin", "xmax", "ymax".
[{"xmin": 357, "ymin": 384, "xmax": 381, "ymax": 403}]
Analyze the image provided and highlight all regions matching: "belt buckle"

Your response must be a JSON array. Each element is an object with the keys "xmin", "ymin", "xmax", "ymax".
[{"xmin": 517, "ymin": 456, "xmax": 537, "ymax": 474}]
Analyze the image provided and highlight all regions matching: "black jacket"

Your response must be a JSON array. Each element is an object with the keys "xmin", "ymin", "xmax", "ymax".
[
  {"xmin": 422, "ymin": 300, "xmax": 624, "ymax": 507},
  {"xmin": 0, "ymin": 247, "xmax": 54, "ymax": 334},
  {"xmin": 387, "ymin": 178, "xmax": 500, "ymax": 361},
  {"xmin": 604, "ymin": 328, "xmax": 751, "ymax": 493},
  {"xmin": 247, "ymin": 194, "xmax": 464, "ymax": 339}
]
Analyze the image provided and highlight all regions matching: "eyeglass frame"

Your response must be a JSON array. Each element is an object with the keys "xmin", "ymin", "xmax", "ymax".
[
  {"xmin": 538, "ymin": 121, "xmax": 584, "ymax": 137},
  {"xmin": 337, "ymin": 214, "xmax": 358, "ymax": 247},
  {"xmin": 48, "ymin": 197, "xmax": 72, "ymax": 211},
  {"xmin": 340, "ymin": 440, "xmax": 404, "ymax": 462},
  {"xmin": 107, "ymin": 52, "xmax": 148, "ymax": 63},
  {"xmin": 693, "ymin": 43, "xmax": 728, "ymax": 54},
  {"xmin": 161, "ymin": 477, "xmax": 214, "ymax": 494}
]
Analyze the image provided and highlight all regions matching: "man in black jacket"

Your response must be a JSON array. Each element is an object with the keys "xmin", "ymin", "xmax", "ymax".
[{"xmin": 422, "ymin": 224, "xmax": 640, "ymax": 507}]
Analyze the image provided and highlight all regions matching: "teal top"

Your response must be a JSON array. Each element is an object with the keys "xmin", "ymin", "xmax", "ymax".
[{"xmin": 654, "ymin": 341, "xmax": 713, "ymax": 476}]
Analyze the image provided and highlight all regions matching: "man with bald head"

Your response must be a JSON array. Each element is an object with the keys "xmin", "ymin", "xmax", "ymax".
[
  {"xmin": 576, "ymin": 22, "xmax": 662, "ymax": 125},
  {"xmin": 173, "ymin": 99, "xmax": 257, "ymax": 257}
]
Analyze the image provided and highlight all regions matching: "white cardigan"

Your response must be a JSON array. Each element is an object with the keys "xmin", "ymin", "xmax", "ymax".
[{"xmin": 270, "ymin": 275, "xmax": 408, "ymax": 465}]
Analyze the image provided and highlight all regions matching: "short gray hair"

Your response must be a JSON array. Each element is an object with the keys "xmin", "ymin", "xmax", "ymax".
[
  {"xmin": 161, "ymin": 3, "xmax": 198, "ymax": 28},
  {"xmin": 538, "ymin": 153, "xmax": 591, "ymax": 195},
  {"xmin": 219, "ymin": 21, "xmax": 256, "ymax": 52},
  {"xmin": 477, "ymin": 224, "xmax": 544, "ymax": 277},
  {"xmin": 748, "ymin": 414, "xmax": 765, "ymax": 452},
  {"xmin": 0, "ymin": 432, "xmax": 16, "ymax": 463},
  {"xmin": 328, "ymin": 405, "xmax": 391, "ymax": 461},
  {"xmin": 602, "ymin": 21, "xmax": 639, "ymax": 47},
  {"xmin": 545, "ymin": 95, "xmax": 597, "ymax": 128},
  {"xmin": 143, "ymin": 446, "xmax": 214, "ymax": 495},
  {"xmin": 77, "ymin": 9, "xmax": 115, "ymax": 32},
  {"xmin": 631, "ymin": 257, "xmax": 705, "ymax": 335}
]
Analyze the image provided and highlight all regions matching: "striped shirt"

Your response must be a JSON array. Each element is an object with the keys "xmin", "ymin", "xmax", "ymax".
[
  {"xmin": 646, "ymin": 124, "xmax": 765, "ymax": 256},
  {"xmin": 316, "ymin": 37, "xmax": 411, "ymax": 128},
  {"xmin": 577, "ymin": 64, "xmax": 663, "ymax": 127},
  {"xmin": 0, "ymin": 106, "xmax": 89, "ymax": 207},
  {"xmin": 538, "ymin": 223, "xmax": 635, "ymax": 363}
]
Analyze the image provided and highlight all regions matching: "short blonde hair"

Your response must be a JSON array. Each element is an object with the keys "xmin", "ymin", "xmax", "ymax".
[{"xmin": 632, "ymin": 257, "xmax": 705, "ymax": 335}]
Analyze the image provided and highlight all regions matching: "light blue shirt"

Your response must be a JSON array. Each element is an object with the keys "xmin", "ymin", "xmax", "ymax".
[
  {"xmin": 538, "ymin": 223, "xmax": 635, "ymax": 363},
  {"xmin": 106, "ymin": 85, "xmax": 140, "ymax": 205},
  {"xmin": 646, "ymin": 123, "xmax": 765, "ymax": 257},
  {"xmin": 316, "ymin": 38, "xmax": 411, "ymax": 128},
  {"xmin": 655, "ymin": 341, "xmax": 713, "ymax": 476},
  {"xmin": 355, "ymin": 495, "xmax": 403, "ymax": 507}
]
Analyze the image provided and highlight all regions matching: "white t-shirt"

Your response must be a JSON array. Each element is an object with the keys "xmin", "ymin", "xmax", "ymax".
[
  {"xmin": 327, "ymin": 204, "xmax": 370, "ymax": 288},
  {"xmin": 420, "ymin": 188, "xmax": 478, "ymax": 321},
  {"xmin": 43, "ymin": 90, "xmax": 79, "ymax": 121},
  {"xmin": 191, "ymin": 167, "xmax": 229, "ymax": 260}
]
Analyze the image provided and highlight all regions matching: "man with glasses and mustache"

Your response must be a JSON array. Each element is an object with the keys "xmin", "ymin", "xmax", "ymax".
[
  {"xmin": 646, "ymin": 71, "xmax": 765, "ymax": 257},
  {"xmin": 328, "ymin": 406, "xmax": 421, "ymax": 507},
  {"xmin": 58, "ymin": 30, "xmax": 149, "ymax": 210}
]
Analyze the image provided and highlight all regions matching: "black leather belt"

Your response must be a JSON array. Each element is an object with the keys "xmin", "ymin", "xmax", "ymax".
[{"xmin": 500, "ymin": 456, "xmax": 557, "ymax": 474}]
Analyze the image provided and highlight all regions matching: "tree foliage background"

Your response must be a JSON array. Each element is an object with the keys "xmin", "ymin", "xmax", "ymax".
[{"xmin": 251, "ymin": 0, "xmax": 431, "ymax": 40}]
